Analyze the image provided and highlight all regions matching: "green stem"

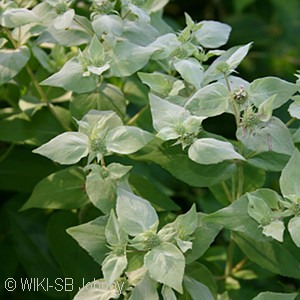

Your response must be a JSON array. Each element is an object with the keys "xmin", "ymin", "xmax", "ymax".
[
  {"xmin": 221, "ymin": 181, "xmax": 233, "ymax": 203},
  {"xmin": 286, "ymin": 117, "xmax": 297, "ymax": 127},
  {"xmin": 4, "ymin": 28, "xmax": 71, "ymax": 131},
  {"xmin": 225, "ymin": 235, "xmax": 235, "ymax": 278},
  {"xmin": 73, "ymin": 16, "xmax": 94, "ymax": 36},
  {"xmin": 0, "ymin": 143, "xmax": 15, "ymax": 163},
  {"xmin": 126, "ymin": 104, "xmax": 149, "ymax": 125}
]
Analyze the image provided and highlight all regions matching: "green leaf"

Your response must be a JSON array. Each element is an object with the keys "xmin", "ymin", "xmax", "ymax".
[
  {"xmin": 106, "ymin": 126, "xmax": 153, "ymax": 154},
  {"xmin": 9, "ymin": 209, "xmax": 65, "ymax": 298},
  {"xmin": 129, "ymin": 173, "xmax": 180, "ymax": 211},
  {"xmin": 21, "ymin": 167, "xmax": 89, "ymax": 210},
  {"xmin": 33, "ymin": 132, "xmax": 89, "ymax": 165},
  {"xmin": 41, "ymin": 58, "xmax": 98, "ymax": 94},
  {"xmin": 116, "ymin": 188, "xmax": 158, "ymax": 236},
  {"xmin": 252, "ymin": 292, "xmax": 298, "ymax": 300},
  {"xmin": 106, "ymin": 210, "xmax": 128, "ymax": 246},
  {"xmin": 70, "ymin": 83, "xmax": 126, "ymax": 120},
  {"xmin": 0, "ymin": 46, "xmax": 30, "ymax": 85},
  {"xmin": 188, "ymin": 138, "xmax": 245, "ymax": 165},
  {"xmin": 194, "ymin": 21, "xmax": 231, "ymax": 48},
  {"xmin": 47, "ymin": 212, "xmax": 101, "ymax": 295},
  {"xmin": 0, "ymin": 107, "xmax": 71, "ymax": 145},
  {"xmin": 144, "ymin": 242, "xmax": 185, "ymax": 293},
  {"xmin": 185, "ymin": 214, "xmax": 222, "ymax": 263},
  {"xmin": 204, "ymin": 189, "xmax": 282, "ymax": 241},
  {"xmin": 185, "ymin": 262, "xmax": 218, "ymax": 299},
  {"xmin": 74, "ymin": 278, "xmax": 120, "ymax": 300},
  {"xmin": 183, "ymin": 276, "xmax": 214, "ymax": 300},
  {"xmin": 1, "ymin": 8, "xmax": 39, "ymax": 28},
  {"xmin": 129, "ymin": 273, "xmax": 159, "ymax": 300},
  {"xmin": 131, "ymin": 139, "xmax": 237, "ymax": 187},
  {"xmin": 237, "ymin": 117, "xmax": 295, "ymax": 155},
  {"xmin": 249, "ymin": 77, "xmax": 298, "ymax": 109},
  {"xmin": 0, "ymin": 147, "xmax": 60, "ymax": 193},
  {"xmin": 288, "ymin": 216, "xmax": 300, "ymax": 247},
  {"xmin": 173, "ymin": 58, "xmax": 204, "ymax": 89},
  {"xmin": 86, "ymin": 163, "xmax": 132, "ymax": 214},
  {"xmin": 185, "ymin": 83, "xmax": 229, "ymax": 118},
  {"xmin": 102, "ymin": 253, "xmax": 128, "ymax": 284},
  {"xmin": 279, "ymin": 149, "xmax": 300, "ymax": 198},
  {"xmin": 233, "ymin": 231, "xmax": 300, "ymax": 279},
  {"xmin": 67, "ymin": 216, "xmax": 109, "ymax": 266}
]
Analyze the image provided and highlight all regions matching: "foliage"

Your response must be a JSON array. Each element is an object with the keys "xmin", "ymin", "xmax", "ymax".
[{"xmin": 0, "ymin": 0, "xmax": 299, "ymax": 299}]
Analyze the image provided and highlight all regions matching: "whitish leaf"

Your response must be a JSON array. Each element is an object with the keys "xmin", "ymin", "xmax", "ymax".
[
  {"xmin": 288, "ymin": 96, "xmax": 300, "ymax": 119},
  {"xmin": 183, "ymin": 276, "xmax": 214, "ymax": 300},
  {"xmin": 92, "ymin": 14, "xmax": 123, "ymax": 37},
  {"xmin": 175, "ymin": 204, "xmax": 198, "ymax": 236},
  {"xmin": 188, "ymin": 138, "xmax": 245, "ymax": 165},
  {"xmin": 116, "ymin": 188, "xmax": 158, "ymax": 236},
  {"xmin": 1, "ymin": 8, "xmax": 39, "ymax": 28},
  {"xmin": 106, "ymin": 126, "xmax": 153, "ymax": 154},
  {"xmin": 247, "ymin": 193, "xmax": 271, "ymax": 224},
  {"xmin": 102, "ymin": 253, "xmax": 127, "ymax": 284},
  {"xmin": 129, "ymin": 273, "xmax": 159, "ymax": 300},
  {"xmin": 86, "ymin": 164, "xmax": 131, "ymax": 214},
  {"xmin": 279, "ymin": 149, "xmax": 300, "ymax": 199},
  {"xmin": 262, "ymin": 220, "xmax": 285, "ymax": 242},
  {"xmin": 194, "ymin": 21, "xmax": 231, "ymax": 48},
  {"xmin": 161, "ymin": 285, "xmax": 176, "ymax": 300},
  {"xmin": 258, "ymin": 95, "xmax": 275, "ymax": 122},
  {"xmin": 54, "ymin": 9, "xmax": 74, "ymax": 29},
  {"xmin": 173, "ymin": 58, "xmax": 204, "ymax": 89},
  {"xmin": 149, "ymin": 93, "xmax": 199, "ymax": 140},
  {"xmin": 252, "ymin": 292, "xmax": 298, "ymax": 300},
  {"xmin": 144, "ymin": 0, "xmax": 169, "ymax": 12},
  {"xmin": 203, "ymin": 44, "xmax": 252, "ymax": 85},
  {"xmin": 288, "ymin": 216, "xmax": 300, "ymax": 247},
  {"xmin": 73, "ymin": 278, "xmax": 119, "ymax": 300},
  {"xmin": 71, "ymin": 83, "xmax": 126, "ymax": 119},
  {"xmin": 144, "ymin": 242, "xmax": 185, "ymax": 293},
  {"xmin": 41, "ymin": 58, "xmax": 98, "ymax": 94},
  {"xmin": 236, "ymin": 117, "xmax": 295, "ymax": 156},
  {"xmin": 185, "ymin": 83, "xmax": 229, "ymax": 117},
  {"xmin": 0, "ymin": 47, "xmax": 30, "ymax": 85},
  {"xmin": 106, "ymin": 210, "xmax": 128, "ymax": 246},
  {"xmin": 138, "ymin": 72, "xmax": 179, "ymax": 96},
  {"xmin": 249, "ymin": 77, "xmax": 298, "ymax": 109},
  {"xmin": 33, "ymin": 132, "xmax": 89, "ymax": 165},
  {"xmin": 110, "ymin": 41, "xmax": 154, "ymax": 77},
  {"xmin": 78, "ymin": 110, "xmax": 123, "ymax": 137}
]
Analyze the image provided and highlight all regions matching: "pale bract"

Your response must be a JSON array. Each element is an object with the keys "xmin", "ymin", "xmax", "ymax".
[{"xmin": 33, "ymin": 110, "xmax": 153, "ymax": 165}]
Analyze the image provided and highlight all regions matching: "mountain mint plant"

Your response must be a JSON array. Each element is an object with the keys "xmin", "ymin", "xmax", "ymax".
[{"xmin": 1, "ymin": 0, "xmax": 300, "ymax": 299}]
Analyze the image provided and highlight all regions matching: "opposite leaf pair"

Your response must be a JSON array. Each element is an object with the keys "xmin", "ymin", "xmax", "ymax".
[{"xmin": 33, "ymin": 110, "xmax": 153, "ymax": 165}]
